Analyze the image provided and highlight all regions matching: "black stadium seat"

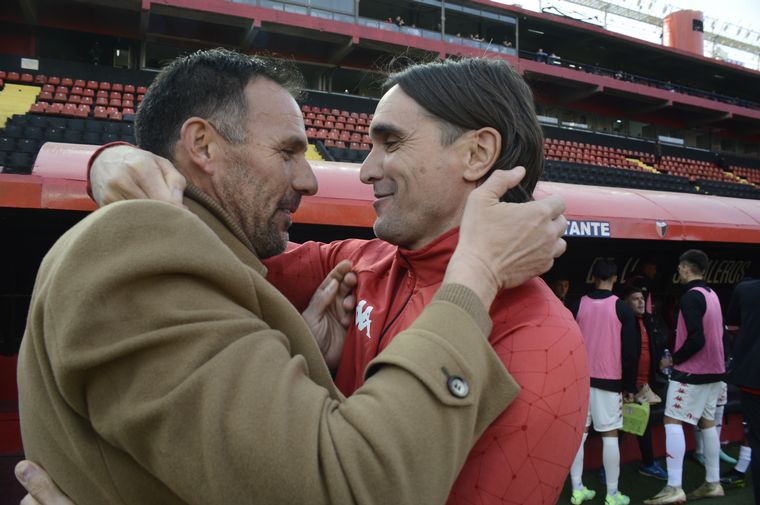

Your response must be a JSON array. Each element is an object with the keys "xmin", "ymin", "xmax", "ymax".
[
  {"xmin": 45, "ymin": 128, "xmax": 64, "ymax": 142},
  {"xmin": 0, "ymin": 137, "xmax": 15, "ymax": 152},
  {"xmin": 16, "ymin": 138, "xmax": 39, "ymax": 153},
  {"xmin": 82, "ymin": 131, "xmax": 102, "ymax": 144},
  {"xmin": 23, "ymin": 126, "xmax": 44, "ymax": 140},
  {"xmin": 62, "ymin": 129, "xmax": 83, "ymax": 143},
  {"xmin": 5, "ymin": 152, "xmax": 34, "ymax": 173},
  {"xmin": 2, "ymin": 124, "xmax": 22, "ymax": 138},
  {"xmin": 102, "ymin": 132, "xmax": 120, "ymax": 143}
]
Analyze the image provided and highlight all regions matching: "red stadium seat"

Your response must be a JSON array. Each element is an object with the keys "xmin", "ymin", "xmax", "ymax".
[
  {"xmin": 136, "ymin": 86, "xmax": 148, "ymax": 94},
  {"xmin": 109, "ymin": 111, "xmax": 123, "ymax": 121},
  {"xmin": 109, "ymin": 99, "xmax": 122, "ymax": 107},
  {"xmin": 86, "ymin": 80, "xmax": 98, "ymax": 89},
  {"xmin": 124, "ymin": 84, "xmax": 135, "ymax": 93},
  {"xmin": 34, "ymin": 74, "xmax": 46, "ymax": 85},
  {"xmin": 42, "ymin": 84, "xmax": 55, "ymax": 93},
  {"xmin": 68, "ymin": 95, "xmax": 81, "ymax": 105},
  {"xmin": 122, "ymin": 99, "xmax": 134, "ymax": 108},
  {"xmin": 99, "ymin": 81, "xmax": 111, "ymax": 90},
  {"xmin": 301, "ymin": 104, "xmax": 311, "ymax": 113},
  {"xmin": 46, "ymin": 103, "xmax": 64, "ymax": 115},
  {"xmin": 0, "ymin": 71, "xmax": 6, "ymax": 79},
  {"xmin": 96, "ymin": 97, "xmax": 108, "ymax": 106},
  {"xmin": 96, "ymin": 90, "xmax": 108, "ymax": 98},
  {"xmin": 30, "ymin": 102, "xmax": 48, "ymax": 113},
  {"xmin": 62, "ymin": 103, "xmax": 78, "ymax": 117},
  {"xmin": 93, "ymin": 106, "xmax": 108, "ymax": 119},
  {"xmin": 55, "ymin": 85, "xmax": 68, "ymax": 94},
  {"xmin": 81, "ymin": 96, "xmax": 93, "ymax": 106},
  {"xmin": 61, "ymin": 77, "xmax": 73, "ymax": 87},
  {"xmin": 53, "ymin": 92, "xmax": 68, "ymax": 103},
  {"xmin": 122, "ymin": 108, "xmax": 135, "ymax": 115},
  {"xmin": 111, "ymin": 83, "xmax": 123, "ymax": 92},
  {"xmin": 38, "ymin": 91, "xmax": 53, "ymax": 101},
  {"xmin": 7, "ymin": 72, "xmax": 20, "ymax": 82},
  {"xmin": 83, "ymin": 88, "xmax": 95, "ymax": 97},
  {"xmin": 74, "ymin": 79, "xmax": 86, "ymax": 88},
  {"xmin": 70, "ymin": 86, "xmax": 83, "ymax": 96}
]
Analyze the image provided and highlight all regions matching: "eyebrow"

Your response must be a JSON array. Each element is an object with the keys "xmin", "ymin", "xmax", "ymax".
[
  {"xmin": 368, "ymin": 122, "xmax": 407, "ymax": 140},
  {"xmin": 283, "ymin": 135, "xmax": 308, "ymax": 151}
]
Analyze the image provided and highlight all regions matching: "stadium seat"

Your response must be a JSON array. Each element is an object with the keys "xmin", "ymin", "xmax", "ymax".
[
  {"xmin": 136, "ymin": 86, "xmax": 148, "ymax": 94},
  {"xmin": 124, "ymin": 84, "xmax": 135, "ymax": 93},
  {"xmin": 71, "ymin": 86, "xmax": 83, "ymax": 95},
  {"xmin": 86, "ymin": 80, "xmax": 98, "ymax": 90},
  {"xmin": 0, "ymin": 137, "xmax": 15, "ymax": 151},
  {"xmin": 45, "ymin": 128, "xmax": 64, "ymax": 142},
  {"xmin": 30, "ymin": 102, "xmax": 48, "ymax": 113},
  {"xmin": 62, "ymin": 129, "xmax": 83, "ymax": 143},
  {"xmin": 7, "ymin": 72, "xmax": 20, "ymax": 82},
  {"xmin": 2, "ymin": 125, "xmax": 22, "ymax": 138},
  {"xmin": 82, "ymin": 131, "xmax": 102, "ymax": 144},
  {"xmin": 47, "ymin": 76, "xmax": 60, "ymax": 85},
  {"xmin": 102, "ymin": 132, "xmax": 120, "ymax": 143},
  {"xmin": 16, "ymin": 138, "xmax": 39, "ymax": 153},
  {"xmin": 61, "ymin": 77, "xmax": 73, "ymax": 87},
  {"xmin": 112, "ymin": 83, "xmax": 123, "ymax": 92},
  {"xmin": 85, "ymin": 120, "xmax": 105, "ymax": 132},
  {"xmin": 99, "ymin": 81, "xmax": 111, "ymax": 90},
  {"xmin": 6, "ymin": 151, "xmax": 34, "ymax": 173},
  {"xmin": 74, "ymin": 79, "xmax": 86, "ymax": 88}
]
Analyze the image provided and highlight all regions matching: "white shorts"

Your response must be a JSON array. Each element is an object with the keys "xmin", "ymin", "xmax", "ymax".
[
  {"xmin": 586, "ymin": 387, "xmax": 623, "ymax": 432},
  {"xmin": 664, "ymin": 380, "xmax": 722, "ymax": 425},
  {"xmin": 717, "ymin": 381, "xmax": 728, "ymax": 407}
]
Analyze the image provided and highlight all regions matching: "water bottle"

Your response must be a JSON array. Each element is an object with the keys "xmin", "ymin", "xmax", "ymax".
[{"xmin": 662, "ymin": 348, "xmax": 673, "ymax": 378}]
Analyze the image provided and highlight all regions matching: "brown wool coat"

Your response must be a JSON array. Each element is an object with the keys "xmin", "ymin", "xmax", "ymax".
[{"xmin": 18, "ymin": 185, "xmax": 519, "ymax": 505}]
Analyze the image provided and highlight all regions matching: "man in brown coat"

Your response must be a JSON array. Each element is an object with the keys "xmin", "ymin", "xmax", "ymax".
[{"xmin": 17, "ymin": 49, "xmax": 567, "ymax": 504}]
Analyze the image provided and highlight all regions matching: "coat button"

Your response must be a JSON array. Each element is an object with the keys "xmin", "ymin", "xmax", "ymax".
[{"xmin": 448, "ymin": 376, "xmax": 469, "ymax": 398}]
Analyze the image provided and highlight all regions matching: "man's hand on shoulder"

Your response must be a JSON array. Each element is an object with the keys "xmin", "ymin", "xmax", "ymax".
[
  {"xmin": 15, "ymin": 461, "xmax": 74, "ymax": 505},
  {"xmin": 90, "ymin": 145, "xmax": 186, "ymax": 208}
]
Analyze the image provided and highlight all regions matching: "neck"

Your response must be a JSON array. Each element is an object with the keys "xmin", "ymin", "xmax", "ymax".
[{"xmin": 595, "ymin": 281, "xmax": 614, "ymax": 291}]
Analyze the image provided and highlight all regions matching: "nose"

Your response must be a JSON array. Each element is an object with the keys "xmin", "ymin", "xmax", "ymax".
[
  {"xmin": 359, "ymin": 145, "xmax": 382, "ymax": 185},
  {"xmin": 293, "ymin": 158, "xmax": 318, "ymax": 196}
]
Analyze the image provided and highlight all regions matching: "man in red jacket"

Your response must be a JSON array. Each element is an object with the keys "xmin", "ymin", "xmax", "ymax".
[{"xmin": 18, "ymin": 58, "xmax": 587, "ymax": 505}]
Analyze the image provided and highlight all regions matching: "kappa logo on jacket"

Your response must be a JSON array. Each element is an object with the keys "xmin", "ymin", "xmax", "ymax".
[{"xmin": 355, "ymin": 300, "xmax": 374, "ymax": 339}]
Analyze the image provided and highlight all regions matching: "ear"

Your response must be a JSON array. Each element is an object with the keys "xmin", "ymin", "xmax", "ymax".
[
  {"xmin": 178, "ymin": 117, "xmax": 219, "ymax": 176},
  {"xmin": 461, "ymin": 127, "xmax": 501, "ymax": 183}
]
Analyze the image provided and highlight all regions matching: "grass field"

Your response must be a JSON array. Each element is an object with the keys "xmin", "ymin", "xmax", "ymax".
[{"xmin": 558, "ymin": 444, "xmax": 755, "ymax": 504}]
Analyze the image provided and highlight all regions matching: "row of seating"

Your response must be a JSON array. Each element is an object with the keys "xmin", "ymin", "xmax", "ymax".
[
  {"xmin": 0, "ymin": 70, "xmax": 147, "ymax": 93},
  {"xmin": 0, "ymin": 113, "xmax": 135, "ymax": 173},
  {"xmin": 1, "ymin": 69, "xmax": 146, "ymax": 119},
  {"xmin": 544, "ymin": 138, "xmax": 758, "ymax": 188},
  {"xmin": 544, "ymin": 160, "xmax": 695, "ymax": 194}
]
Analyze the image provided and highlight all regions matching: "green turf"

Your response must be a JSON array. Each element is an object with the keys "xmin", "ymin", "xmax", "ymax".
[{"xmin": 558, "ymin": 444, "xmax": 755, "ymax": 504}]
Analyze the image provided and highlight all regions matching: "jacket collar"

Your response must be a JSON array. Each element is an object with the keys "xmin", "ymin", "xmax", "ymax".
[
  {"xmin": 395, "ymin": 227, "xmax": 459, "ymax": 288},
  {"xmin": 183, "ymin": 183, "xmax": 268, "ymax": 277}
]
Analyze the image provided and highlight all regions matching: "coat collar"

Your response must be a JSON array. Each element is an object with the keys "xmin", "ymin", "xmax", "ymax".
[{"xmin": 183, "ymin": 183, "xmax": 268, "ymax": 277}]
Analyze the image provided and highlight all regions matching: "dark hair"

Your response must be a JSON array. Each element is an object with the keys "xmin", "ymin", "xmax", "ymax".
[
  {"xmin": 384, "ymin": 57, "xmax": 543, "ymax": 203},
  {"xmin": 679, "ymin": 249, "xmax": 709, "ymax": 275},
  {"xmin": 592, "ymin": 259, "xmax": 618, "ymax": 281},
  {"xmin": 621, "ymin": 286, "xmax": 643, "ymax": 301},
  {"xmin": 136, "ymin": 48, "xmax": 304, "ymax": 161}
]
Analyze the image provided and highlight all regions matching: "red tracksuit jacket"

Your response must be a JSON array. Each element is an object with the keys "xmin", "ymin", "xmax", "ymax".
[{"xmin": 265, "ymin": 228, "xmax": 589, "ymax": 505}]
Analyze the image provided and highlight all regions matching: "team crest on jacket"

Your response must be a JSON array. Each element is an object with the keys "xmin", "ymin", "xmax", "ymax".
[{"xmin": 355, "ymin": 300, "xmax": 374, "ymax": 339}]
